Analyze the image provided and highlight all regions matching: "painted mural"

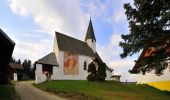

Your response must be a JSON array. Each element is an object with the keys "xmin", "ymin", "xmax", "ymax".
[{"xmin": 64, "ymin": 52, "xmax": 79, "ymax": 75}]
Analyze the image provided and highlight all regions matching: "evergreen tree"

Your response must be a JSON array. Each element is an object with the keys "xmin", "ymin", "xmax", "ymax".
[
  {"xmin": 87, "ymin": 58, "xmax": 107, "ymax": 81},
  {"xmin": 17, "ymin": 59, "xmax": 21, "ymax": 64},
  {"xmin": 22, "ymin": 59, "xmax": 32, "ymax": 78},
  {"xmin": 87, "ymin": 61, "xmax": 96, "ymax": 81},
  {"xmin": 11, "ymin": 57, "xmax": 16, "ymax": 63},
  {"xmin": 120, "ymin": 0, "xmax": 170, "ymax": 75},
  {"xmin": 96, "ymin": 63, "xmax": 106, "ymax": 81}
]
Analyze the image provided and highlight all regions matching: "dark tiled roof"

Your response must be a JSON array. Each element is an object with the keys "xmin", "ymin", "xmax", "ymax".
[
  {"xmin": 36, "ymin": 52, "xmax": 58, "ymax": 66},
  {"xmin": 10, "ymin": 63, "xmax": 23, "ymax": 70},
  {"xmin": 55, "ymin": 32, "xmax": 95, "ymax": 57},
  {"xmin": 85, "ymin": 19, "xmax": 96, "ymax": 41},
  {"xmin": 0, "ymin": 28, "xmax": 15, "ymax": 45}
]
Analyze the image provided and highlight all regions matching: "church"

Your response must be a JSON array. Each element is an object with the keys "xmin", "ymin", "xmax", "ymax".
[{"xmin": 35, "ymin": 20, "xmax": 112, "ymax": 84}]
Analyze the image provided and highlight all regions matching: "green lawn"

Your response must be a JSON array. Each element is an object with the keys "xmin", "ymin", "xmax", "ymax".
[
  {"xmin": 34, "ymin": 80, "xmax": 170, "ymax": 100},
  {"xmin": 0, "ymin": 83, "xmax": 19, "ymax": 100}
]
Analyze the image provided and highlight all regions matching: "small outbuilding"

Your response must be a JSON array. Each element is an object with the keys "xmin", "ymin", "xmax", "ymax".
[
  {"xmin": 9, "ymin": 63, "xmax": 23, "ymax": 81},
  {"xmin": 111, "ymin": 75, "xmax": 121, "ymax": 81}
]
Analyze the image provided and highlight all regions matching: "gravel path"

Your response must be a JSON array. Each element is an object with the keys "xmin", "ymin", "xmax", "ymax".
[{"xmin": 15, "ymin": 81, "xmax": 68, "ymax": 100}]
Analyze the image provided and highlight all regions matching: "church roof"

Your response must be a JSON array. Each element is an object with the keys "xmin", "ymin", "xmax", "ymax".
[
  {"xmin": 55, "ymin": 32, "xmax": 95, "ymax": 57},
  {"xmin": 36, "ymin": 52, "xmax": 58, "ymax": 66},
  {"xmin": 85, "ymin": 19, "xmax": 96, "ymax": 41}
]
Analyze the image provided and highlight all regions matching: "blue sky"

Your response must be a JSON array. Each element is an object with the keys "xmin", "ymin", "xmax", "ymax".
[{"xmin": 0, "ymin": 0, "xmax": 139, "ymax": 81}]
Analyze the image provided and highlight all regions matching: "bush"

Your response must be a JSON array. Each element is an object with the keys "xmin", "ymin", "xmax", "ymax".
[{"xmin": 87, "ymin": 74, "xmax": 95, "ymax": 81}]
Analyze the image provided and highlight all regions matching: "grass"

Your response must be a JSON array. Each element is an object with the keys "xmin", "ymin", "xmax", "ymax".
[
  {"xmin": 34, "ymin": 80, "xmax": 170, "ymax": 100},
  {"xmin": 0, "ymin": 82, "xmax": 20, "ymax": 100}
]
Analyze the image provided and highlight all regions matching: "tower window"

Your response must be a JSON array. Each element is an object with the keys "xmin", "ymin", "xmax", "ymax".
[
  {"xmin": 92, "ymin": 40, "xmax": 93, "ymax": 42},
  {"xmin": 84, "ymin": 61, "xmax": 87, "ymax": 70}
]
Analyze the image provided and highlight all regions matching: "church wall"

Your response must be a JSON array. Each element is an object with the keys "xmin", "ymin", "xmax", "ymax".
[
  {"xmin": 35, "ymin": 64, "xmax": 47, "ymax": 84},
  {"xmin": 53, "ymin": 51, "xmax": 93, "ymax": 80},
  {"xmin": 54, "ymin": 51, "xmax": 111, "ymax": 80},
  {"xmin": 86, "ymin": 39, "xmax": 96, "ymax": 53},
  {"xmin": 53, "ymin": 34, "xmax": 59, "ymax": 61}
]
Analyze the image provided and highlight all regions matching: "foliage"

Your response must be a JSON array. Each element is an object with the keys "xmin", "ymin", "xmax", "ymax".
[
  {"xmin": 87, "ymin": 61, "xmax": 96, "ymax": 81},
  {"xmin": 22, "ymin": 59, "xmax": 32, "ymax": 77},
  {"xmin": 87, "ymin": 74, "xmax": 96, "ymax": 81},
  {"xmin": 11, "ymin": 57, "xmax": 21, "ymax": 64},
  {"xmin": 96, "ymin": 63, "xmax": 107, "ymax": 81},
  {"xmin": 120, "ymin": 0, "xmax": 170, "ymax": 74},
  {"xmin": 87, "ymin": 58, "xmax": 106, "ymax": 81},
  {"xmin": 34, "ymin": 80, "xmax": 170, "ymax": 100},
  {"xmin": 11, "ymin": 57, "xmax": 34, "ymax": 79}
]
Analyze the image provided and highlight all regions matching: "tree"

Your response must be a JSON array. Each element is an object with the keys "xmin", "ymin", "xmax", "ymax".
[
  {"xmin": 120, "ymin": 0, "xmax": 170, "ymax": 75},
  {"xmin": 22, "ymin": 59, "xmax": 32, "ymax": 78},
  {"xmin": 17, "ymin": 59, "xmax": 21, "ymax": 64},
  {"xmin": 11, "ymin": 57, "xmax": 16, "ymax": 63},
  {"xmin": 96, "ymin": 63, "xmax": 106, "ymax": 81},
  {"xmin": 87, "ymin": 58, "xmax": 107, "ymax": 81},
  {"xmin": 87, "ymin": 61, "xmax": 96, "ymax": 81}
]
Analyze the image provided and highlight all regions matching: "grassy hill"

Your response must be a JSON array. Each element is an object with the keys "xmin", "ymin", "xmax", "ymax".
[{"xmin": 34, "ymin": 80, "xmax": 170, "ymax": 100}]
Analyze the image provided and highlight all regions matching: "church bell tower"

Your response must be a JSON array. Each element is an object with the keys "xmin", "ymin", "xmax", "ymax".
[{"xmin": 85, "ymin": 19, "xmax": 96, "ymax": 53}]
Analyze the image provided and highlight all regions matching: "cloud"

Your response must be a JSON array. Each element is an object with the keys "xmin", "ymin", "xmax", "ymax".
[
  {"xmin": 111, "ymin": 34, "xmax": 122, "ymax": 46},
  {"xmin": 7, "ymin": 0, "xmax": 90, "ymax": 62},
  {"xmin": 8, "ymin": 0, "xmax": 89, "ymax": 39}
]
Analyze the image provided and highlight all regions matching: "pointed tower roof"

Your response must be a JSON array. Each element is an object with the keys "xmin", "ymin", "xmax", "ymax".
[{"xmin": 85, "ymin": 19, "xmax": 96, "ymax": 41}]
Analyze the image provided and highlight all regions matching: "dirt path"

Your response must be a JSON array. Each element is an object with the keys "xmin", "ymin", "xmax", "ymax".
[{"xmin": 15, "ymin": 81, "xmax": 68, "ymax": 100}]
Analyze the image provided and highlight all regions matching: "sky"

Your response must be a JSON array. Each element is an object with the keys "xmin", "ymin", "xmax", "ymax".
[{"xmin": 0, "ymin": 0, "xmax": 140, "ymax": 82}]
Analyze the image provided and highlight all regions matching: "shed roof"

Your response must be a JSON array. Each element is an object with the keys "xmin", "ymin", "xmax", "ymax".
[{"xmin": 36, "ymin": 52, "xmax": 58, "ymax": 66}]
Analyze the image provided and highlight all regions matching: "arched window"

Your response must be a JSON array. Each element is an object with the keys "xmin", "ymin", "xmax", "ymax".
[
  {"xmin": 84, "ymin": 61, "xmax": 87, "ymax": 70},
  {"xmin": 92, "ymin": 40, "xmax": 93, "ymax": 42}
]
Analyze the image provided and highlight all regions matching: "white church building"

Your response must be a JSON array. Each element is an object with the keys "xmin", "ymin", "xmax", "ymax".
[{"xmin": 35, "ymin": 20, "xmax": 112, "ymax": 84}]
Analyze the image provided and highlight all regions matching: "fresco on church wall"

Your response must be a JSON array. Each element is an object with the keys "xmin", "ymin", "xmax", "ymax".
[{"xmin": 64, "ymin": 52, "xmax": 79, "ymax": 75}]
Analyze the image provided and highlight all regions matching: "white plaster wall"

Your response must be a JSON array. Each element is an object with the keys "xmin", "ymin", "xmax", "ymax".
[
  {"xmin": 53, "ymin": 50, "xmax": 111, "ymax": 80},
  {"xmin": 51, "ymin": 66, "xmax": 60, "ymax": 80},
  {"xmin": 86, "ymin": 39, "xmax": 96, "ymax": 53},
  {"xmin": 52, "ymin": 51, "xmax": 93, "ymax": 80},
  {"xmin": 14, "ymin": 73, "xmax": 17, "ymax": 81},
  {"xmin": 35, "ymin": 64, "xmax": 47, "ymax": 84},
  {"xmin": 105, "ymin": 69, "xmax": 112, "ymax": 80},
  {"xmin": 137, "ymin": 67, "xmax": 170, "ymax": 84},
  {"xmin": 112, "ymin": 77, "xmax": 120, "ymax": 81},
  {"xmin": 53, "ymin": 34, "xmax": 59, "ymax": 61}
]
